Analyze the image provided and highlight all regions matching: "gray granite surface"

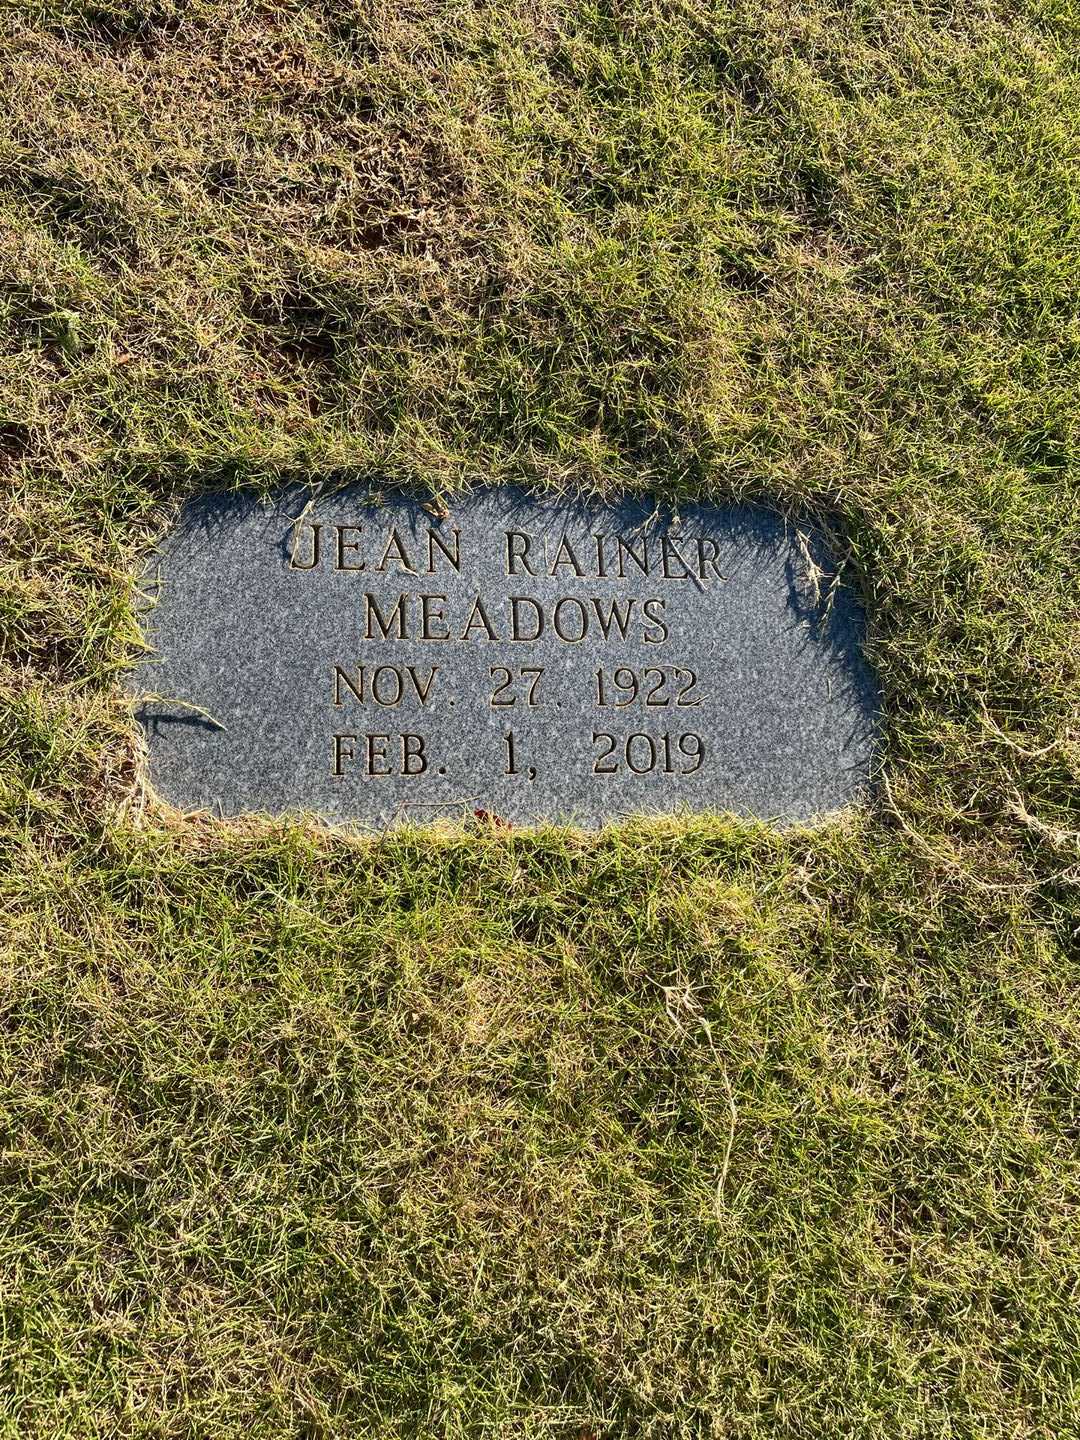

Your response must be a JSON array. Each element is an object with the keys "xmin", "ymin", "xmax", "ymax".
[{"xmin": 129, "ymin": 486, "xmax": 880, "ymax": 828}]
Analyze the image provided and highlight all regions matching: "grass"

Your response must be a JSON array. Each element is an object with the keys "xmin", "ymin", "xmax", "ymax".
[{"xmin": 1, "ymin": 0, "xmax": 1080, "ymax": 1433}]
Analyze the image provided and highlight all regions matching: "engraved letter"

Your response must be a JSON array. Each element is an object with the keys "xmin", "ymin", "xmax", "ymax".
[
  {"xmin": 551, "ymin": 535, "xmax": 585, "ymax": 577},
  {"xmin": 402, "ymin": 733, "xmax": 427, "ymax": 775},
  {"xmin": 553, "ymin": 596, "xmax": 588, "ymax": 642},
  {"xmin": 420, "ymin": 593, "xmax": 450, "ymax": 641},
  {"xmin": 332, "ymin": 733, "xmax": 356, "ymax": 775},
  {"xmin": 291, "ymin": 522, "xmax": 321, "ymax": 570},
  {"xmin": 642, "ymin": 596, "xmax": 668, "ymax": 644},
  {"xmin": 590, "ymin": 597, "xmax": 634, "ymax": 641},
  {"xmin": 332, "ymin": 665, "xmax": 364, "ymax": 706},
  {"xmin": 366, "ymin": 733, "xmax": 391, "ymax": 775},
  {"xmin": 510, "ymin": 596, "xmax": 544, "ymax": 641},
  {"xmin": 376, "ymin": 528, "xmax": 417, "ymax": 574},
  {"xmin": 661, "ymin": 536, "xmax": 692, "ymax": 579},
  {"xmin": 371, "ymin": 666, "xmax": 404, "ymax": 707},
  {"xmin": 427, "ymin": 528, "xmax": 461, "ymax": 573},
  {"xmin": 363, "ymin": 592, "xmax": 409, "ymax": 640},
  {"xmin": 335, "ymin": 525, "xmax": 365, "ymax": 571},
  {"xmin": 460, "ymin": 596, "xmax": 499, "ymax": 641},
  {"xmin": 406, "ymin": 666, "xmax": 439, "ymax": 705},
  {"xmin": 506, "ymin": 531, "xmax": 537, "ymax": 577},
  {"xmin": 696, "ymin": 537, "xmax": 724, "ymax": 581},
  {"xmin": 616, "ymin": 535, "xmax": 650, "ymax": 578}
]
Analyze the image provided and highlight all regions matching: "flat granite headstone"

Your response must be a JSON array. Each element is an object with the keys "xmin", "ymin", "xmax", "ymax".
[{"xmin": 129, "ymin": 486, "xmax": 879, "ymax": 828}]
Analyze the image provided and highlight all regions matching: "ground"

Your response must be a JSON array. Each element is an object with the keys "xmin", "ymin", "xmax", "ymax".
[{"xmin": 2, "ymin": 1, "xmax": 1080, "ymax": 1435}]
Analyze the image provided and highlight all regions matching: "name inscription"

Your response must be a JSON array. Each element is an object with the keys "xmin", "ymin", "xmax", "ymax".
[{"xmin": 131, "ymin": 487, "xmax": 878, "ymax": 827}]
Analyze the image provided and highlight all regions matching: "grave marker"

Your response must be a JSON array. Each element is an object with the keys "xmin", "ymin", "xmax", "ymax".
[{"xmin": 130, "ymin": 487, "xmax": 879, "ymax": 827}]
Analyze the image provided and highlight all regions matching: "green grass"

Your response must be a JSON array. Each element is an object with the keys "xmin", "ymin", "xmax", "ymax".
[{"xmin": 2, "ymin": 0, "xmax": 1080, "ymax": 1434}]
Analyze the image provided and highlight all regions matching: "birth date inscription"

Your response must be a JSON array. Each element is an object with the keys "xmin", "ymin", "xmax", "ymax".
[{"xmin": 130, "ymin": 487, "xmax": 879, "ymax": 827}]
